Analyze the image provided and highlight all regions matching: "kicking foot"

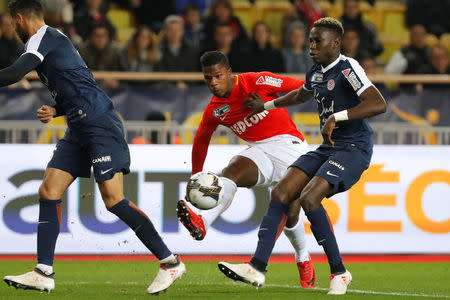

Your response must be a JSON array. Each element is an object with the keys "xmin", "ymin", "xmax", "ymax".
[
  {"xmin": 297, "ymin": 260, "xmax": 316, "ymax": 289},
  {"xmin": 147, "ymin": 256, "xmax": 186, "ymax": 295},
  {"xmin": 328, "ymin": 270, "xmax": 352, "ymax": 295},
  {"xmin": 4, "ymin": 268, "xmax": 55, "ymax": 293},
  {"xmin": 218, "ymin": 262, "xmax": 265, "ymax": 287},
  {"xmin": 176, "ymin": 200, "xmax": 206, "ymax": 241}
]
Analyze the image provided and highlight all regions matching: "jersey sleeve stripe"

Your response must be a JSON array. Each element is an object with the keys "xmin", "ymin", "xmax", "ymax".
[
  {"xmin": 24, "ymin": 25, "xmax": 48, "ymax": 61},
  {"xmin": 22, "ymin": 50, "xmax": 43, "ymax": 62},
  {"xmin": 346, "ymin": 57, "xmax": 373, "ymax": 96},
  {"xmin": 302, "ymin": 85, "xmax": 312, "ymax": 91}
]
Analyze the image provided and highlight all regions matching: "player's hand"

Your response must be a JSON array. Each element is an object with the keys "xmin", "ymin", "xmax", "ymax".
[
  {"xmin": 242, "ymin": 92, "xmax": 265, "ymax": 119},
  {"xmin": 37, "ymin": 105, "xmax": 56, "ymax": 124},
  {"xmin": 321, "ymin": 115, "xmax": 336, "ymax": 147}
]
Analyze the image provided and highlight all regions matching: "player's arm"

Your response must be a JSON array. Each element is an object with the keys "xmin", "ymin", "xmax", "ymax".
[
  {"xmin": 191, "ymin": 112, "xmax": 218, "ymax": 174},
  {"xmin": 243, "ymin": 87, "xmax": 313, "ymax": 119},
  {"xmin": 322, "ymin": 85, "xmax": 386, "ymax": 147},
  {"xmin": 0, "ymin": 53, "xmax": 41, "ymax": 87}
]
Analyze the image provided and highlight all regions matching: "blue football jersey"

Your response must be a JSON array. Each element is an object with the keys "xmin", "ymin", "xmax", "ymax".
[
  {"xmin": 23, "ymin": 25, "xmax": 113, "ymax": 126},
  {"xmin": 303, "ymin": 54, "xmax": 374, "ymax": 149}
]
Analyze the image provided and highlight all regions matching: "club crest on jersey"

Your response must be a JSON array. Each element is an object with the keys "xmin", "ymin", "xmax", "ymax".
[
  {"xmin": 342, "ymin": 68, "xmax": 362, "ymax": 91},
  {"xmin": 327, "ymin": 79, "xmax": 335, "ymax": 90},
  {"xmin": 312, "ymin": 73, "xmax": 323, "ymax": 82},
  {"xmin": 213, "ymin": 104, "xmax": 231, "ymax": 120},
  {"xmin": 256, "ymin": 75, "xmax": 283, "ymax": 87}
]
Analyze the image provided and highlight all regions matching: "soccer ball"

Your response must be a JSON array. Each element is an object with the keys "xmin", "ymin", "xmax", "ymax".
[{"xmin": 186, "ymin": 172, "xmax": 224, "ymax": 210}]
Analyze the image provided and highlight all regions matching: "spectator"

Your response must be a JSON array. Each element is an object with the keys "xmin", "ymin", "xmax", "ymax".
[
  {"xmin": 385, "ymin": 24, "xmax": 431, "ymax": 75},
  {"xmin": 341, "ymin": 26, "xmax": 362, "ymax": 59},
  {"xmin": 203, "ymin": 22, "xmax": 249, "ymax": 72},
  {"xmin": 129, "ymin": 0, "xmax": 175, "ymax": 33},
  {"xmin": 281, "ymin": 0, "xmax": 326, "ymax": 47},
  {"xmin": 426, "ymin": 45, "xmax": 450, "ymax": 74},
  {"xmin": 359, "ymin": 54, "xmax": 377, "ymax": 76},
  {"xmin": 78, "ymin": 23, "xmax": 126, "ymax": 88},
  {"xmin": 339, "ymin": 0, "xmax": 383, "ymax": 57},
  {"xmin": 203, "ymin": 0, "xmax": 248, "ymax": 51},
  {"xmin": 156, "ymin": 15, "xmax": 200, "ymax": 87},
  {"xmin": 41, "ymin": 0, "xmax": 73, "ymax": 26},
  {"xmin": 247, "ymin": 21, "xmax": 284, "ymax": 73},
  {"xmin": 406, "ymin": 0, "xmax": 450, "ymax": 38},
  {"xmin": 73, "ymin": 0, "xmax": 116, "ymax": 41},
  {"xmin": 281, "ymin": 21, "xmax": 313, "ymax": 73},
  {"xmin": 182, "ymin": 3, "xmax": 205, "ymax": 49},
  {"xmin": 359, "ymin": 53, "xmax": 387, "ymax": 91},
  {"xmin": 176, "ymin": 0, "xmax": 212, "ymax": 15},
  {"xmin": 123, "ymin": 25, "xmax": 161, "ymax": 72},
  {"xmin": 0, "ymin": 14, "xmax": 23, "ymax": 69}
]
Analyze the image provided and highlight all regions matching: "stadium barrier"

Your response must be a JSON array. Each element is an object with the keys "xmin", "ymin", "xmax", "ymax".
[
  {"xmin": 1, "ymin": 120, "xmax": 449, "ymax": 145},
  {"xmin": 24, "ymin": 71, "xmax": 450, "ymax": 84},
  {"xmin": 0, "ymin": 144, "xmax": 448, "ymax": 254}
]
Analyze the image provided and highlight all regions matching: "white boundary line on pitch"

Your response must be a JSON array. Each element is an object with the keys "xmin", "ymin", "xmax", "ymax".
[
  {"xmin": 265, "ymin": 284, "xmax": 450, "ymax": 298},
  {"xmin": 59, "ymin": 281, "xmax": 450, "ymax": 298}
]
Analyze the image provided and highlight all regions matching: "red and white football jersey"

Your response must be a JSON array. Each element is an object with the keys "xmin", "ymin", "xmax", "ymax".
[{"xmin": 192, "ymin": 72, "xmax": 305, "ymax": 173}]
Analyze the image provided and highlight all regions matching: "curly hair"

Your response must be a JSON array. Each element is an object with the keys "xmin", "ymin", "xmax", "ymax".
[{"xmin": 313, "ymin": 17, "xmax": 344, "ymax": 38}]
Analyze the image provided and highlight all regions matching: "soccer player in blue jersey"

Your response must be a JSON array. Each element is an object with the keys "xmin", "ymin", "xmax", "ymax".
[
  {"xmin": 217, "ymin": 17, "xmax": 386, "ymax": 295},
  {"xmin": 1, "ymin": 0, "xmax": 185, "ymax": 294}
]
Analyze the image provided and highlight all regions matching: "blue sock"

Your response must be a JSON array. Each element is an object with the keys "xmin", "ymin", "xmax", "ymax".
[
  {"xmin": 306, "ymin": 205, "xmax": 345, "ymax": 274},
  {"xmin": 37, "ymin": 199, "xmax": 62, "ymax": 266},
  {"xmin": 108, "ymin": 199, "xmax": 172, "ymax": 260},
  {"xmin": 250, "ymin": 201, "xmax": 289, "ymax": 272}
]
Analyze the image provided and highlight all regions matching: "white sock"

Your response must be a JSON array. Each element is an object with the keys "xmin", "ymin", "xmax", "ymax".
[
  {"xmin": 160, "ymin": 254, "xmax": 177, "ymax": 264},
  {"xmin": 36, "ymin": 263, "xmax": 53, "ymax": 275},
  {"xmin": 201, "ymin": 177, "xmax": 237, "ymax": 231},
  {"xmin": 283, "ymin": 217, "xmax": 310, "ymax": 263}
]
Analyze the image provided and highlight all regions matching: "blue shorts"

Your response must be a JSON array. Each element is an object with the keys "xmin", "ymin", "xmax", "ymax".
[
  {"xmin": 291, "ymin": 143, "xmax": 372, "ymax": 195},
  {"xmin": 48, "ymin": 110, "xmax": 130, "ymax": 182}
]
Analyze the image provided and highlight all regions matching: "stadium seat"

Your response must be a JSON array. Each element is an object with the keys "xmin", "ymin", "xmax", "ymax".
[
  {"xmin": 293, "ymin": 112, "xmax": 321, "ymax": 144},
  {"xmin": 426, "ymin": 34, "xmax": 440, "ymax": 47},
  {"xmin": 440, "ymin": 33, "xmax": 450, "ymax": 52},
  {"xmin": 181, "ymin": 112, "xmax": 229, "ymax": 145},
  {"xmin": 107, "ymin": 8, "xmax": 135, "ymax": 43},
  {"xmin": 37, "ymin": 117, "xmax": 66, "ymax": 144}
]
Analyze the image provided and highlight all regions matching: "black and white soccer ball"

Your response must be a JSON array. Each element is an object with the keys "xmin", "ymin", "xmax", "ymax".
[{"xmin": 186, "ymin": 172, "xmax": 224, "ymax": 210}]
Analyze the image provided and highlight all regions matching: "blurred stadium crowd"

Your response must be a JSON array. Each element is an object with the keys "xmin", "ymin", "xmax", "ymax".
[
  {"xmin": 0, "ymin": 0, "xmax": 449, "ymax": 145},
  {"xmin": 0, "ymin": 0, "xmax": 448, "ymax": 89}
]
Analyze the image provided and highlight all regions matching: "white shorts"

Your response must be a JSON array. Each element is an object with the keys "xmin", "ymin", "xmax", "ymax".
[{"xmin": 237, "ymin": 134, "xmax": 309, "ymax": 187}]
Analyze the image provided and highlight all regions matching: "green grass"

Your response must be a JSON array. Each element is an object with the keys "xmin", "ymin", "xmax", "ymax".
[{"xmin": 1, "ymin": 260, "xmax": 449, "ymax": 299}]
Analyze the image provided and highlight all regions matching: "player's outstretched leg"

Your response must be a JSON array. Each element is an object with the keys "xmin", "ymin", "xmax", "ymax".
[
  {"xmin": 177, "ymin": 177, "xmax": 236, "ymax": 240},
  {"xmin": 107, "ymin": 199, "xmax": 186, "ymax": 293},
  {"xmin": 147, "ymin": 255, "xmax": 186, "ymax": 295},
  {"xmin": 218, "ymin": 262, "xmax": 265, "ymax": 287}
]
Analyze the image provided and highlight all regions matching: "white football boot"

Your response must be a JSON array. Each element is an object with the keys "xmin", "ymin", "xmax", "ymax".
[
  {"xmin": 147, "ymin": 256, "xmax": 186, "ymax": 295},
  {"xmin": 218, "ymin": 262, "xmax": 265, "ymax": 287},
  {"xmin": 328, "ymin": 270, "xmax": 352, "ymax": 295},
  {"xmin": 4, "ymin": 268, "xmax": 55, "ymax": 293}
]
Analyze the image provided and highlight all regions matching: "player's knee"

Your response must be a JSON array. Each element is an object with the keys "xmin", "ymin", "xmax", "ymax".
[
  {"xmin": 299, "ymin": 191, "xmax": 320, "ymax": 213},
  {"xmin": 38, "ymin": 183, "xmax": 61, "ymax": 200},
  {"xmin": 271, "ymin": 185, "xmax": 291, "ymax": 205}
]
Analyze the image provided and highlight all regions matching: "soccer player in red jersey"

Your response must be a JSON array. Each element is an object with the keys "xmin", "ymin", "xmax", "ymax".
[{"xmin": 177, "ymin": 50, "xmax": 316, "ymax": 288}]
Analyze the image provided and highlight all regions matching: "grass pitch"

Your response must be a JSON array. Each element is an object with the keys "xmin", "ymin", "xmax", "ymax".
[{"xmin": 1, "ymin": 260, "xmax": 449, "ymax": 299}]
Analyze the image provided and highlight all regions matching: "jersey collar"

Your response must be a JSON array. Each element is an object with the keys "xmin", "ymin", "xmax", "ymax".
[{"xmin": 321, "ymin": 54, "xmax": 343, "ymax": 73}]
